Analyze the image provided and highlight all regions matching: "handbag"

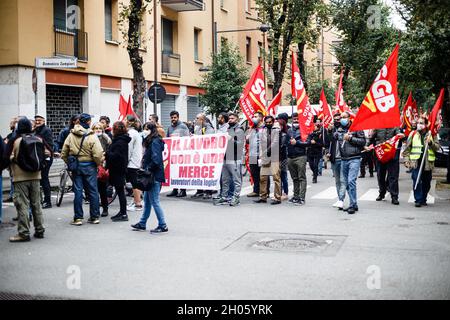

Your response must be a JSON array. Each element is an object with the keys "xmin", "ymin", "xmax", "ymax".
[
  {"xmin": 136, "ymin": 168, "xmax": 155, "ymax": 191},
  {"xmin": 97, "ymin": 165, "xmax": 109, "ymax": 182},
  {"xmin": 67, "ymin": 134, "xmax": 87, "ymax": 173}
]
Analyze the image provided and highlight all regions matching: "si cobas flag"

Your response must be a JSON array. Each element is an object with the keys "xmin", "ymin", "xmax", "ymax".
[
  {"xmin": 350, "ymin": 44, "xmax": 400, "ymax": 131},
  {"xmin": 239, "ymin": 64, "xmax": 268, "ymax": 122}
]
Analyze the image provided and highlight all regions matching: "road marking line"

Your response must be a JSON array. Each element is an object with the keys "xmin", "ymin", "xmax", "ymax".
[
  {"xmin": 311, "ymin": 186, "xmax": 337, "ymax": 199},
  {"xmin": 358, "ymin": 188, "xmax": 379, "ymax": 201},
  {"xmin": 408, "ymin": 191, "xmax": 435, "ymax": 204}
]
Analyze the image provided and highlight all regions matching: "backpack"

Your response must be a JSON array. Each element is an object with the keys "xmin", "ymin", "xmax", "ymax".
[{"xmin": 16, "ymin": 134, "xmax": 46, "ymax": 172}]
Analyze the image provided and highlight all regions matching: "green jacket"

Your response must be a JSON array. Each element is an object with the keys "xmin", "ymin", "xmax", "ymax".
[{"xmin": 61, "ymin": 125, "xmax": 104, "ymax": 166}]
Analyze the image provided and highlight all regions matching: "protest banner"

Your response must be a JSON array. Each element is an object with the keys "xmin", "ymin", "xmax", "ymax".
[{"xmin": 162, "ymin": 133, "xmax": 229, "ymax": 190}]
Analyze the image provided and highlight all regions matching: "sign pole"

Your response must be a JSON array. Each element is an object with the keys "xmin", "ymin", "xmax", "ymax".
[
  {"xmin": 153, "ymin": 0, "xmax": 158, "ymax": 115},
  {"xmin": 32, "ymin": 68, "xmax": 38, "ymax": 116}
]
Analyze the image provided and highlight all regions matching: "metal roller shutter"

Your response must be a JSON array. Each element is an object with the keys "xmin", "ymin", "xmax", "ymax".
[
  {"xmin": 187, "ymin": 96, "xmax": 203, "ymax": 123},
  {"xmin": 161, "ymin": 95, "xmax": 176, "ymax": 130}
]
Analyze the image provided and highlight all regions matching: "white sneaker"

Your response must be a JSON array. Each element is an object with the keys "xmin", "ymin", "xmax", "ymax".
[
  {"xmin": 335, "ymin": 200, "xmax": 344, "ymax": 209},
  {"xmin": 332, "ymin": 200, "xmax": 340, "ymax": 207},
  {"xmin": 127, "ymin": 203, "xmax": 136, "ymax": 211}
]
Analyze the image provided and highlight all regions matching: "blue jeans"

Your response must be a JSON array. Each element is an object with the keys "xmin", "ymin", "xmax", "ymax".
[
  {"xmin": 73, "ymin": 163, "xmax": 99, "ymax": 219},
  {"xmin": 341, "ymin": 158, "xmax": 361, "ymax": 209},
  {"xmin": 411, "ymin": 168, "xmax": 432, "ymax": 204},
  {"xmin": 331, "ymin": 160, "xmax": 346, "ymax": 202},
  {"xmin": 139, "ymin": 182, "xmax": 166, "ymax": 228},
  {"xmin": 318, "ymin": 157, "xmax": 324, "ymax": 175},
  {"xmin": 281, "ymin": 169, "xmax": 289, "ymax": 195}
]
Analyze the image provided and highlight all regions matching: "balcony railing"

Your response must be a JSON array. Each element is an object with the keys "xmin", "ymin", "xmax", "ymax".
[
  {"xmin": 54, "ymin": 27, "xmax": 88, "ymax": 61},
  {"xmin": 161, "ymin": 0, "xmax": 203, "ymax": 12},
  {"xmin": 162, "ymin": 51, "xmax": 181, "ymax": 77}
]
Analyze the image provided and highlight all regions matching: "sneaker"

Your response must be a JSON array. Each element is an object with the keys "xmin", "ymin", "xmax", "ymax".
[
  {"xmin": 127, "ymin": 203, "xmax": 136, "ymax": 211},
  {"xmin": 42, "ymin": 202, "xmax": 52, "ymax": 209},
  {"xmin": 415, "ymin": 202, "xmax": 422, "ymax": 208},
  {"xmin": 344, "ymin": 207, "xmax": 359, "ymax": 212},
  {"xmin": 288, "ymin": 197, "xmax": 299, "ymax": 204},
  {"xmin": 270, "ymin": 200, "xmax": 282, "ymax": 205},
  {"xmin": 229, "ymin": 197, "xmax": 240, "ymax": 206},
  {"xmin": 134, "ymin": 204, "xmax": 143, "ymax": 211},
  {"xmin": 87, "ymin": 217, "xmax": 100, "ymax": 224},
  {"xmin": 281, "ymin": 194, "xmax": 289, "ymax": 201},
  {"xmin": 246, "ymin": 192, "xmax": 259, "ymax": 198},
  {"xmin": 33, "ymin": 232, "xmax": 44, "ymax": 239},
  {"xmin": 253, "ymin": 199, "xmax": 267, "ymax": 203},
  {"xmin": 296, "ymin": 199, "xmax": 306, "ymax": 206},
  {"xmin": 111, "ymin": 214, "xmax": 128, "ymax": 222},
  {"xmin": 391, "ymin": 198, "xmax": 400, "ymax": 205},
  {"xmin": 312, "ymin": 177, "xmax": 317, "ymax": 183},
  {"xmin": 166, "ymin": 190, "xmax": 178, "ymax": 197},
  {"xmin": 191, "ymin": 192, "xmax": 204, "ymax": 199},
  {"xmin": 9, "ymin": 234, "xmax": 31, "ymax": 242},
  {"xmin": 101, "ymin": 208, "xmax": 109, "ymax": 217},
  {"xmin": 347, "ymin": 207, "xmax": 356, "ymax": 214},
  {"xmin": 333, "ymin": 200, "xmax": 344, "ymax": 209},
  {"xmin": 176, "ymin": 191, "xmax": 187, "ymax": 198},
  {"xmin": 376, "ymin": 194, "xmax": 385, "ymax": 201},
  {"xmin": 213, "ymin": 197, "xmax": 230, "ymax": 206},
  {"xmin": 150, "ymin": 226, "xmax": 168, "ymax": 234},
  {"xmin": 131, "ymin": 223, "xmax": 146, "ymax": 231},
  {"xmin": 70, "ymin": 219, "xmax": 83, "ymax": 226}
]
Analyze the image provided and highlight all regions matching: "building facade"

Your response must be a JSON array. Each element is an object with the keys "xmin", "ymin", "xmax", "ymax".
[{"xmin": 0, "ymin": 0, "xmax": 339, "ymax": 138}]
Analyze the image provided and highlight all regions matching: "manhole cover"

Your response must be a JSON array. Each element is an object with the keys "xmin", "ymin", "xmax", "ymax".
[
  {"xmin": 397, "ymin": 224, "xmax": 411, "ymax": 228},
  {"xmin": 403, "ymin": 217, "xmax": 415, "ymax": 220},
  {"xmin": 0, "ymin": 222, "xmax": 16, "ymax": 229},
  {"xmin": 224, "ymin": 232, "xmax": 347, "ymax": 256},
  {"xmin": 437, "ymin": 222, "xmax": 449, "ymax": 225}
]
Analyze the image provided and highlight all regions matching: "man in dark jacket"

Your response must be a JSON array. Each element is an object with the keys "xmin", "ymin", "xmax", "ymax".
[
  {"xmin": 307, "ymin": 121, "xmax": 325, "ymax": 183},
  {"xmin": 327, "ymin": 112, "xmax": 346, "ymax": 209},
  {"xmin": 34, "ymin": 115, "xmax": 54, "ymax": 209},
  {"xmin": 336, "ymin": 112, "xmax": 366, "ymax": 214},
  {"xmin": 287, "ymin": 112, "xmax": 309, "ymax": 205},
  {"xmin": 370, "ymin": 127, "xmax": 404, "ymax": 205},
  {"xmin": 214, "ymin": 113, "xmax": 244, "ymax": 207}
]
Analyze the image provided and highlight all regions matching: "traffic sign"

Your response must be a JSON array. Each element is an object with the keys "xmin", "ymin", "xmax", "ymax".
[{"xmin": 148, "ymin": 83, "xmax": 167, "ymax": 104}]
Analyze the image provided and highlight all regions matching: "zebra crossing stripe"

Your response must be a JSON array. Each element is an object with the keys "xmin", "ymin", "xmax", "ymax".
[
  {"xmin": 408, "ymin": 191, "xmax": 435, "ymax": 204},
  {"xmin": 311, "ymin": 187, "xmax": 337, "ymax": 200},
  {"xmin": 357, "ymin": 188, "xmax": 379, "ymax": 201}
]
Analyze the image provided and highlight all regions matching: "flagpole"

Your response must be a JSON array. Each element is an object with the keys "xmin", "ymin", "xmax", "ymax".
[{"xmin": 414, "ymin": 133, "xmax": 430, "ymax": 190}]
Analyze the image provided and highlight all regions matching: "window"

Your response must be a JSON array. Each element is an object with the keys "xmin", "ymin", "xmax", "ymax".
[
  {"xmin": 258, "ymin": 41, "xmax": 263, "ymax": 63},
  {"xmin": 53, "ymin": 0, "xmax": 79, "ymax": 32},
  {"xmin": 245, "ymin": 0, "xmax": 251, "ymax": 13},
  {"xmin": 162, "ymin": 18, "xmax": 174, "ymax": 54},
  {"xmin": 105, "ymin": 0, "xmax": 112, "ymax": 41},
  {"xmin": 194, "ymin": 28, "xmax": 201, "ymax": 61},
  {"xmin": 246, "ymin": 37, "xmax": 251, "ymax": 63}
]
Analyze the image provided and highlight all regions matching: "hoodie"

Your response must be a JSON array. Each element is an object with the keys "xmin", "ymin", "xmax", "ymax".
[{"xmin": 61, "ymin": 124, "xmax": 104, "ymax": 166}]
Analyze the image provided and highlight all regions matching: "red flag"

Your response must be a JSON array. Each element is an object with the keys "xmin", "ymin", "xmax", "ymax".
[
  {"xmin": 267, "ymin": 90, "xmax": 282, "ymax": 116},
  {"xmin": 318, "ymin": 88, "xmax": 333, "ymax": 128},
  {"xmin": 239, "ymin": 64, "xmax": 268, "ymax": 122},
  {"xmin": 335, "ymin": 68, "xmax": 350, "ymax": 113},
  {"xmin": 401, "ymin": 92, "xmax": 419, "ymax": 136},
  {"xmin": 428, "ymin": 88, "xmax": 445, "ymax": 136},
  {"xmin": 350, "ymin": 44, "xmax": 400, "ymax": 131},
  {"xmin": 373, "ymin": 134, "xmax": 402, "ymax": 163},
  {"xmin": 291, "ymin": 51, "xmax": 315, "ymax": 140},
  {"xmin": 118, "ymin": 94, "xmax": 128, "ymax": 121}
]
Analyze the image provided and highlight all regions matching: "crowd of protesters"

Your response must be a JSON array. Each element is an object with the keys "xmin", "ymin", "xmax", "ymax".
[{"xmin": 0, "ymin": 108, "xmax": 443, "ymax": 242}]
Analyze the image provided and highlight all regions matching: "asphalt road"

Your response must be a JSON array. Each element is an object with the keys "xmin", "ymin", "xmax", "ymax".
[{"xmin": 0, "ymin": 164, "xmax": 449, "ymax": 300}]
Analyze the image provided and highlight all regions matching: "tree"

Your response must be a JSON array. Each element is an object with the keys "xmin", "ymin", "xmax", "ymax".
[
  {"xmin": 304, "ymin": 65, "xmax": 334, "ymax": 104},
  {"xmin": 118, "ymin": 0, "xmax": 151, "ymax": 121},
  {"xmin": 395, "ymin": 0, "xmax": 450, "ymax": 125},
  {"xmin": 255, "ymin": 0, "xmax": 329, "ymax": 96},
  {"xmin": 330, "ymin": 0, "xmax": 398, "ymax": 106},
  {"xmin": 198, "ymin": 42, "xmax": 248, "ymax": 117}
]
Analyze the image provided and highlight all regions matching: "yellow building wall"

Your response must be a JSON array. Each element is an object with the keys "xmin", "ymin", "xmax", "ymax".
[{"xmin": 0, "ymin": 0, "xmax": 19, "ymax": 66}]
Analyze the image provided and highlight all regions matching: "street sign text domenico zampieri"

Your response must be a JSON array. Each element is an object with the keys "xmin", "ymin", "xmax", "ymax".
[{"xmin": 35, "ymin": 57, "xmax": 78, "ymax": 68}]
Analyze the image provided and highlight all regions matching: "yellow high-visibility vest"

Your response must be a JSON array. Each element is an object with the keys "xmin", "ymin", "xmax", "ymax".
[{"xmin": 410, "ymin": 131, "xmax": 435, "ymax": 161}]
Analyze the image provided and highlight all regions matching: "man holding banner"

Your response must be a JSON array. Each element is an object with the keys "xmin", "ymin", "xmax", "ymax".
[{"xmin": 370, "ymin": 127, "xmax": 404, "ymax": 205}]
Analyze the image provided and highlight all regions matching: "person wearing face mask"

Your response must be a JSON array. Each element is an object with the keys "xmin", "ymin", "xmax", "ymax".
[
  {"xmin": 192, "ymin": 113, "xmax": 215, "ymax": 199},
  {"xmin": 246, "ymin": 111, "xmax": 265, "ymax": 197},
  {"xmin": 370, "ymin": 126, "xmax": 404, "ymax": 205},
  {"xmin": 214, "ymin": 113, "xmax": 244, "ymax": 206},
  {"xmin": 402, "ymin": 116, "xmax": 440, "ymax": 207},
  {"xmin": 307, "ymin": 119, "xmax": 325, "ymax": 184},
  {"xmin": 92, "ymin": 123, "xmax": 111, "ymax": 217},
  {"xmin": 253, "ymin": 116, "xmax": 282, "ymax": 205},
  {"xmin": 326, "ymin": 112, "xmax": 346, "ymax": 209},
  {"xmin": 286, "ymin": 112, "xmax": 309, "ymax": 205},
  {"xmin": 335, "ymin": 112, "xmax": 366, "ymax": 214}
]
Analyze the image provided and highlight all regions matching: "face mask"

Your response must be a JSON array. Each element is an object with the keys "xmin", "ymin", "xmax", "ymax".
[
  {"xmin": 142, "ymin": 130, "xmax": 150, "ymax": 138},
  {"xmin": 334, "ymin": 121, "xmax": 340, "ymax": 127},
  {"xmin": 340, "ymin": 119, "xmax": 349, "ymax": 127},
  {"xmin": 292, "ymin": 123, "xmax": 299, "ymax": 129},
  {"xmin": 265, "ymin": 124, "xmax": 273, "ymax": 129},
  {"xmin": 252, "ymin": 118, "xmax": 259, "ymax": 126},
  {"xmin": 417, "ymin": 124, "xmax": 425, "ymax": 131},
  {"xmin": 96, "ymin": 132, "xmax": 102, "ymax": 137}
]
